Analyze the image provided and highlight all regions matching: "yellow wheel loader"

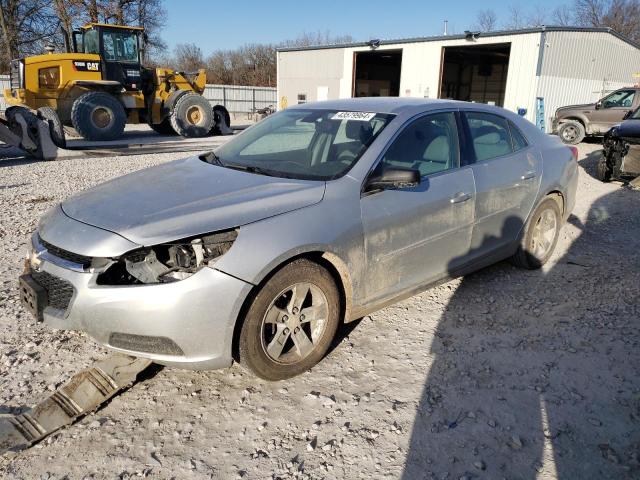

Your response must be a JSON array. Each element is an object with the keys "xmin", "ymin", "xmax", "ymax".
[{"xmin": 1, "ymin": 23, "xmax": 232, "ymax": 160}]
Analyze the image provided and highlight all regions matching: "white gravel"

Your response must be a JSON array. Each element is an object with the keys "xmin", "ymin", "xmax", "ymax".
[{"xmin": 0, "ymin": 140, "xmax": 638, "ymax": 479}]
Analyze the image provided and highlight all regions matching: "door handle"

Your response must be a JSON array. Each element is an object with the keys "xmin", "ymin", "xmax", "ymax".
[
  {"xmin": 521, "ymin": 171, "xmax": 536, "ymax": 180},
  {"xmin": 450, "ymin": 192, "xmax": 472, "ymax": 204}
]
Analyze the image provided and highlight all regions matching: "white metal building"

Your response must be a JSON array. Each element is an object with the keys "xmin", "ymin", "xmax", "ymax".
[{"xmin": 277, "ymin": 27, "xmax": 640, "ymax": 131}]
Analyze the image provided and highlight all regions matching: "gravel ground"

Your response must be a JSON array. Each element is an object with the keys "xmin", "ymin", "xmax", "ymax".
[{"xmin": 0, "ymin": 140, "xmax": 638, "ymax": 480}]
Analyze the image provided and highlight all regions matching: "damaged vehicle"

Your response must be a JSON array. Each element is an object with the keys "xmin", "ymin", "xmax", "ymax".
[
  {"xmin": 20, "ymin": 98, "xmax": 578, "ymax": 380},
  {"xmin": 598, "ymin": 107, "xmax": 640, "ymax": 182}
]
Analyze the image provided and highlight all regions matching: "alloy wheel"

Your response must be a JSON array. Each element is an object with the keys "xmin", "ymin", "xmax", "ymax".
[
  {"xmin": 531, "ymin": 208, "xmax": 558, "ymax": 259},
  {"xmin": 260, "ymin": 282, "xmax": 329, "ymax": 364}
]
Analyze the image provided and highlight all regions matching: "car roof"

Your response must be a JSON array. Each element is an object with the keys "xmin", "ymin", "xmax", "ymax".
[{"xmin": 287, "ymin": 97, "xmax": 464, "ymax": 114}]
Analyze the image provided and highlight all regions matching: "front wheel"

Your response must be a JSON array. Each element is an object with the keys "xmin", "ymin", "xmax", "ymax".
[
  {"xmin": 170, "ymin": 92, "xmax": 213, "ymax": 137},
  {"xmin": 239, "ymin": 259, "xmax": 340, "ymax": 380},
  {"xmin": 511, "ymin": 197, "xmax": 562, "ymax": 269},
  {"xmin": 558, "ymin": 121, "xmax": 585, "ymax": 145}
]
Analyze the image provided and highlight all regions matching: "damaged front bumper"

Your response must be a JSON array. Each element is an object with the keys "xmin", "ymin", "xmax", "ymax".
[{"xmin": 23, "ymin": 232, "xmax": 253, "ymax": 370}]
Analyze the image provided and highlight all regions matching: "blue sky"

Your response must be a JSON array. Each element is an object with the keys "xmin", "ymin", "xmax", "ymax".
[{"xmin": 163, "ymin": 0, "xmax": 565, "ymax": 53}]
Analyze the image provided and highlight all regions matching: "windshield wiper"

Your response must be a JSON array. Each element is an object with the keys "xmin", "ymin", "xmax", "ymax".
[
  {"xmin": 200, "ymin": 151, "xmax": 224, "ymax": 166},
  {"xmin": 222, "ymin": 162, "xmax": 277, "ymax": 177}
]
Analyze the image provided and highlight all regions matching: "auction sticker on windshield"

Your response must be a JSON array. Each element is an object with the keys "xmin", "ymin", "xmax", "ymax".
[{"xmin": 331, "ymin": 112, "xmax": 376, "ymax": 121}]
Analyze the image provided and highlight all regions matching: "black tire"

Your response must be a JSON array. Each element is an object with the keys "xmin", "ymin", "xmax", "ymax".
[
  {"xmin": 71, "ymin": 91, "xmax": 126, "ymax": 141},
  {"xmin": 211, "ymin": 105, "xmax": 232, "ymax": 135},
  {"xmin": 239, "ymin": 259, "xmax": 340, "ymax": 380},
  {"xmin": 37, "ymin": 106, "xmax": 66, "ymax": 149},
  {"xmin": 596, "ymin": 158, "xmax": 612, "ymax": 182},
  {"xmin": 149, "ymin": 117, "xmax": 177, "ymax": 136},
  {"xmin": 169, "ymin": 92, "xmax": 213, "ymax": 138},
  {"xmin": 511, "ymin": 197, "xmax": 562, "ymax": 270},
  {"xmin": 558, "ymin": 120, "xmax": 585, "ymax": 145}
]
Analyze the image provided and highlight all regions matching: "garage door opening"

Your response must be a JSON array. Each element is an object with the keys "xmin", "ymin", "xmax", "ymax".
[
  {"xmin": 353, "ymin": 49, "xmax": 402, "ymax": 97},
  {"xmin": 439, "ymin": 43, "xmax": 511, "ymax": 106}
]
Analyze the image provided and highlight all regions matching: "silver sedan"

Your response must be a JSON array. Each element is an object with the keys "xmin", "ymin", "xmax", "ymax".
[{"xmin": 20, "ymin": 98, "xmax": 578, "ymax": 380}]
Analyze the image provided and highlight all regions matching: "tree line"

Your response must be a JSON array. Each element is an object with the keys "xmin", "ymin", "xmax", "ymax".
[
  {"xmin": 152, "ymin": 32, "xmax": 355, "ymax": 87},
  {"xmin": 1, "ymin": 0, "xmax": 637, "ymax": 86},
  {"xmin": 0, "ymin": 0, "xmax": 166, "ymax": 71},
  {"xmin": 473, "ymin": 0, "xmax": 639, "ymax": 43}
]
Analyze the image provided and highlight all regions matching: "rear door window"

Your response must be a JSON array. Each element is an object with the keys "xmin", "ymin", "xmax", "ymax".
[{"xmin": 465, "ymin": 112, "xmax": 514, "ymax": 162}]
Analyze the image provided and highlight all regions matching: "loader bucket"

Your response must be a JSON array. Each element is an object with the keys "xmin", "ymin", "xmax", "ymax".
[{"xmin": 0, "ymin": 107, "xmax": 58, "ymax": 161}]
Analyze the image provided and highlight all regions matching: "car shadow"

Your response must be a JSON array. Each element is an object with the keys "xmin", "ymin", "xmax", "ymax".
[
  {"xmin": 401, "ymin": 187, "xmax": 640, "ymax": 479},
  {"xmin": 578, "ymin": 148, "xmax": 604, "ymax": 181}
]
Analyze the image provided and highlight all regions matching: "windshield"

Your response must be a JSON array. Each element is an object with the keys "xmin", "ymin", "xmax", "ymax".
[
  {"xmin": 211, "ymin": 109, "xmax": 394, "ymax": 180},
  {"xmin": 101, "ymin": 30, "xmax": 139, "ymax": 62}
]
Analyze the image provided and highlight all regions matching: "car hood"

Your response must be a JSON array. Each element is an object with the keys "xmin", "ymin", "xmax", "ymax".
[
  {"xmin": 556, "ymin": 103, "xmax": 595, "ymax": 115},
  {"xmin": 62, "ymin": 156, "xmax": 326, "ymax": 246},
  {"xmin": 615, "ymin": 119, "xmax": 640, "ymax": 139}
]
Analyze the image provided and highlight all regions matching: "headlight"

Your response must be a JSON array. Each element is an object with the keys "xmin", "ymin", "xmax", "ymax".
[{"xmin": 97, "ymin": 229, "xmax": 237, "ymax": 285}]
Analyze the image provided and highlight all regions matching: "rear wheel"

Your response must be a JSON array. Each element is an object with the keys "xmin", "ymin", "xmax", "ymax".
[
  {"xmin": 210, "ymin": 105, "xmax": 232, "ymax": 135},
  {"xmin": 149, "ymin": 117, "xmax": 177, "ymax": 136},
  {"xmin": 239, "ymin": 259, "xmax": 340, "ymax": 380},
  {"xmin": 558, "ymin": 120, "xmax": 585, "ymax": 145},
  {"xmin": 71, "ymin": 91, "xmax": 126, "ymax": 141},
  {"xmin": 170, "ymin": 93, "xmax": 213, "ymax": 137},
  {"xmin": 37, "ymin": 106, "xmax": 66, "ymax": 148},
  {"xmin": 512, "ymin": 197, "xmax": 562, "ymax": 269}
]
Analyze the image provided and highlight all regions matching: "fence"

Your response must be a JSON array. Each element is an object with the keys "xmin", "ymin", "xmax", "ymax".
[{"xmin": 0, "ymin": 75, "xmax": 276, "ymax": 115}]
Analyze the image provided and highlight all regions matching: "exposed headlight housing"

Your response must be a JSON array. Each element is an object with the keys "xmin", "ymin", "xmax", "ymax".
[{"xmin": 97, "ymin": 229, "xmax": 237, "ymax": 285}]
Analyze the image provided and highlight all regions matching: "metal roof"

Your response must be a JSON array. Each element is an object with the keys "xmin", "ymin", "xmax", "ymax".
[
  {"xmin": 277, "ymin": 26, "xmax": 640, "ymax": 53},
  {"xmin": 81, "ymin": 23, "xmax": 145, "ymax": 31}
]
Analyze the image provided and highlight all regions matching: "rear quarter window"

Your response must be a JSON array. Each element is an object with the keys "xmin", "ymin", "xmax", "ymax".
[{"xmin": 508, "ymin": 121, "xmax": 529, "ymax": 151}]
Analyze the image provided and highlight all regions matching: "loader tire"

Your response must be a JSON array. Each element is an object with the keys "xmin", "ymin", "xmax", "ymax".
[
  {"xmin": 37, "ymin": 106, "xmax": 66, "ymax": 148},
  {"xmin": 211, "ymin": 105, "xmax": 232, "ymax": 135},
  {"xmin": 170, "ymin": 93, "xmax": 213, "ymax": 138},
  {"xmin": 149, "ymin": 117, "xmax": 177, "ymax": 136},
  {"xmin": 71, "ymin": 91, "xmax": 126, "ymax": 141}
]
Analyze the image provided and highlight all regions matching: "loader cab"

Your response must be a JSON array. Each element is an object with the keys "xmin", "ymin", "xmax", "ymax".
[{"xmin": 71, "ymin": 24, "xmax": 144, "ymax": 91}]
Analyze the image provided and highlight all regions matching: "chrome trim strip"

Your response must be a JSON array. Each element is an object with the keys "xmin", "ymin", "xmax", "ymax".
[{"xmin": 32, "ymin": 233, "xmax": 87, "ymax": 273}]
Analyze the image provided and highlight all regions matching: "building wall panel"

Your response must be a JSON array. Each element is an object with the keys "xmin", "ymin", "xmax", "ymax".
[{"xmin": 537, "ymin": 31, "xmax": 640, "ymax": 131}]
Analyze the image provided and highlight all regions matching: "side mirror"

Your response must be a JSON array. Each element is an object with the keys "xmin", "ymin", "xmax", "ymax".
[
  {"xmin": 365, "ymin": 167, "xmax": 420, "ymax": 192},
  {"xmin": 595, "ymin": 101, "xmax": 602, "ymax": 110},
  {"xmin": 623, "ymin": 110, "xmax": 633, "ymax": 120}
]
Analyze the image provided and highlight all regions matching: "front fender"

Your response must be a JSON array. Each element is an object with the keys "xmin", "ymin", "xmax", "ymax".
[{"xmin": 213, "ymin": 177, "xmax": 365, "ymax": 312}]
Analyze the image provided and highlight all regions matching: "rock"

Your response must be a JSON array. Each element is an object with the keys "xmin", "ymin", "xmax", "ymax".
[
  {"xmin": 474, "ymin": 460, "xmax": 486, "ymax": 470},
  {"xmin": 307, "ymin": 437, "xmax": 317, "ymax": 451},
  {"xmin": 146, "ymin": 452, "xmax": 162, "ymax": 467},
  {"xmin": 508, "ymin": 435, "xmax": 523, "ymax": 450}
]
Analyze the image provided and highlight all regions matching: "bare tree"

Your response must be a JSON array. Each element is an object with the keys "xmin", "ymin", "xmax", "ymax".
[
  {"xmin": 173, "ymin": 43, "xmax": 204, "ymax": 72},
  {"xmin": 553, "ymin": 5, "xmax": 574, "ymax": 25},
  {"xmin": 504, "ymin": 4, "xmax": 526, "ymax": 29},
  {"xmin": 0, "ymin": 0, "xmax": 59, "ymax": 68},
  {"xmin": 280, "ymin": 31, "xmax": 354, "ymax": 48},
  {"xmin": 475, "ymin": 9, "xmax": 498, "ymax": 31},
  {"xmin": 574, "ymin": 0, "xmax": 640, "ymax": 41},
  {"xmin": 527, "ymin": 5, "xmax": 547, "ymax": 26}
]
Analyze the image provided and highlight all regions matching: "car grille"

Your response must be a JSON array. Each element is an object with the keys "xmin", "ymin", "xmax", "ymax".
[
  {"xmin": 9, "ymin": 59, "xmax": 23, "ymax": 89},
  {"xmin": 31, "ymin": 270, "xmax": 75, "ymax": 311},
  {"xmin": 39, "ymin": 235, "xmax": 92, "ymax": 267}
]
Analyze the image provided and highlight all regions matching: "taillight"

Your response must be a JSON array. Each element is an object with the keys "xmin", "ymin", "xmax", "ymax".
[{"xmin": 569, "ymin": 146, "xmax": 578, "ymax": 161}]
